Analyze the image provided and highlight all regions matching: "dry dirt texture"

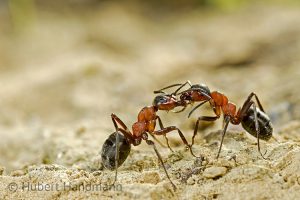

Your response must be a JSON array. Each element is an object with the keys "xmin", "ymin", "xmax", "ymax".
[{"xmin": 0, "ymin": 3, "xmax": 300, "ymax": 200}]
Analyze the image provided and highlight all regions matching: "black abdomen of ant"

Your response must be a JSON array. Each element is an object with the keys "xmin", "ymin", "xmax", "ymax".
[
  {"xmin": 241, "ymin": 107, "xmax": 273, "ymax": 141},
  {"xmin": 101, "ymin": 132, "xmax": 131, "ymax": 170}
]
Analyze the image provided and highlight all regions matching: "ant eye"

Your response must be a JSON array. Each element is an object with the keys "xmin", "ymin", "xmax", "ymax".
[{"xmin": 153, "ymin": 95, "xmax": 168, "ymax": 106}]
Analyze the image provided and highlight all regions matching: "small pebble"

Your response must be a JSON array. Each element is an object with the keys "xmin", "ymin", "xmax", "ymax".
[
  {"xmin": 168, "ymin": 151, "xmax": 183, "ymax": 163},
  {"xmin": 75, "ymin": 126, "xmax": 86, "ymax": 136},
  {"xmin": 11, "ymin": 170, "xmax": 26, "ymax": 177},
  {"xmin": 194, "ymin": 157, "xmax": 204, "ymax": 167},
  {"xmin": 187, "ymin": 176, "xmax": 196, "ymax": 185},
  {"xmin": 71, "ymin": 177, "xmax": 86, "ymax": 189},
  {"xmin": 141, "ymin": 172, "xmax": 161, "ymax": 184},
  {"xmin": 202, "ymin": 160, "xmax": 208, "ymax": 166},
  {"xmin": 272, "ymin": 173, "xmax": 284, "ymax": 184},
  {"xmin": 66, "ymin": 169, "xmax": 73, "ymax": 176},
  {"xmin": 0, "ymin": 166, "xmax": 4, "ymax": 175},
  {"xmin": 92, "ymin": 171, "xmax": 102, "ymax": 176},
  {"xmin": 203, "ymin": 167, "xmax": 227, "ymax": 179}
]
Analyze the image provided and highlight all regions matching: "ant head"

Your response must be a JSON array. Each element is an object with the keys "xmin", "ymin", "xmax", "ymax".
[
  {"xmin": 179, "ymin": 83, "xmax": 211, "ymax": 102},
  {"xmin": 153, "ymin": 95, "xmax": 172, "ymax": 106},
  {"xmin": 101, "ymin": 132, "xmax": 131, "ymax": 170},
  {"xmin": 191, "ymin": 84, "xmax": 211, "ymax": 96},
  {"xmin": 152, "ymin": 94, "xmax": 177, "ymax": 110}
]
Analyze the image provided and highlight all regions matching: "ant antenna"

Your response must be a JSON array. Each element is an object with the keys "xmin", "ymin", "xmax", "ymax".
[
  {"xmin": 154, "ymin": 83, "xmax": 183, "ymax": 94},
  {"xmin": 172, "ymin": 81, "xmax": 192, "ymax": 95},
  {"xmin": 188, "ymin": 100, "xmax": 209, "ymax": 118},
  {"xmin": 154, "ymin": 81, "xmax": 192, "ymax": 95}
]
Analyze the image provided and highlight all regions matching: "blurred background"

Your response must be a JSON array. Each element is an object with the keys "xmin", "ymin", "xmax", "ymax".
[{"xmin": 0, "ymin": 0, "xmax": 300, "ymax": 173}]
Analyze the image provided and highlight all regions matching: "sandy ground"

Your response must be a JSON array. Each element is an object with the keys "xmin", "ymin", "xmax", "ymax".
[{"xmin": 0, "ymin": 2, "xmax": 300, "ymax": 200}]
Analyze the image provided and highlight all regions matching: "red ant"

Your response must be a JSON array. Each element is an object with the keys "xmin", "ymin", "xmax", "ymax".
[
  {"xmin": 154, "ymin": 81, "xmax": 273, "ymax": 159},
  {"xmin": 101, "ymin": 94, "xmax": 198, "ymax": 190}
]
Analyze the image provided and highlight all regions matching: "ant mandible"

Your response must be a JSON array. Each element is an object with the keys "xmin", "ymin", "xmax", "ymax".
[
  {"xmin": 101, "ymin": 94, "xmax": 198, "ymax": 190},
  {"xmin": 154, "ymin": 81, "xmax": 273, "ymax": 160}
]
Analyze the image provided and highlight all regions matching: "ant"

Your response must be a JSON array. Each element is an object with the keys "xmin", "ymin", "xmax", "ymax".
[
  {"xmin": 101, "ymin": 94, "xmax": 198, "ymax": 190},
  {"xmin": 154, "ymin": 81, "xmax": 273, "ymax": 160}
]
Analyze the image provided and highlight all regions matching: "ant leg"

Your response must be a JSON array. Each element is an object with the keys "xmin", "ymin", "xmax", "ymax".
[
  {"xmin": 216, "ymin": 116, "xmax": 230, "ymax": 159},
  {"xmin": 271, "ymin": 136, "xmax": 279, "ymax": 143},
  {"xmin": 241, "ymin": 93, "xmax": 265, "ymax": 114},
  {"xmin": 156, "ymin": 116, "xmax": 174, "ymax": 152},
  {"xmin": 149, "ymin": 134, "xmax": 168, "ymax": 148},
  {"xmin": 153, "ymin": 126, "xmax": 200, "ymax": 158},
  {"xmin": 222, "ymin": 116, "xmax": 225, "ymax": 129},
  {"xmin": 188, "ymin": 100, "xmax": 209, "ymax": 118},
  {"xmin": 145, "ymin": 139, "xmax": 176, "ymax": 190},
  {"xmin": 111, "ymin": 113, "xmax": 129, "ymax": 130},
  {"xmin": 251, "ymin": 92, "xmax": 265, "ymax": 112},
  {"xmin": 110, "ymin": 128, "xmax": 133, "ymax": 185},
  {"xmin": 192, "ymin": 116, "xmax": 219, "ymax": 146},
  {"xmin": 113, "ymin": 131, "xmax": 120, "ymax": 185},
  {"xmin": 111, "ymin": 113, "xmax": 134, "ymax": 143},
  {"xmin": 239, "ymin": 101, "xmax": 267, "ymax": 159},
  {"xmin": 253, "ymin": 103, "xmax": 268, "ymax": 159},
  {"xmin": 111, "ymin": 114, "xmax": 135, "ymax": 184}
]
